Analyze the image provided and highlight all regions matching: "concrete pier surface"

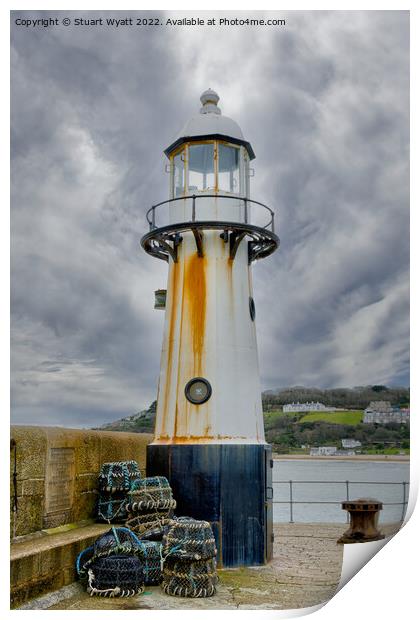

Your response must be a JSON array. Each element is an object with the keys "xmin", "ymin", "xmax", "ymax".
[{"xmin": 18, "ymin": 522, "xmax": 401, "ymax": 610}]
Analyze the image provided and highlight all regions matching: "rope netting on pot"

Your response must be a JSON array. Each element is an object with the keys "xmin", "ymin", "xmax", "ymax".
[
  {"xmin": 161, "ymin": 557, "xmax": 218, "ymax": 598},
  {"xmin": 87, "ymin": 554, "xmax": 145, "ymax": 597},
  {"xmin": 126, "ymin": 476, "xmax": 176, "ymax": 513},
  {"xmin": 76, "ymin": 527, "xmax": 143, "ymax": 582},
  {"xmin": 125, "ymin": 512, "xmax": 172, "ymax": 540},
  {"xmin": 97, "ymin": 461, "xmax": 141, "ymax": 523},
  {"xmin": 162, "ymin": 516, "xmax": 217, "ymax": 561},
  {"xmin": 76, "ymin": 527, "xmax": 164, "ymax": 591},
  {"xmin": 98, "ymin": 460, "xmax": 141, "ymax": 493},
  {"xmin": 125, "ymin": 476, "xmax": 176, "ymax": 538},
  {"xmin": 160, "ymin": 517, "xmax": 218, "ymax": 598},
  {"xmin": 97, "ymin": 492, "xmax": 131, "ymax": 523}
]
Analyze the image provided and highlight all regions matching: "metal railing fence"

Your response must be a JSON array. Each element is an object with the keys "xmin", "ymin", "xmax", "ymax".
[
  {"xmin": 146, "ymin": 193, "xmax": 275, "ymax": 232},
  {"xmin": 272, "ymin": 479, "xmax": 409, "ymax": 523}
]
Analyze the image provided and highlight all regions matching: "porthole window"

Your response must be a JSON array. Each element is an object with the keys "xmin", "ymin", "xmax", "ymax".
[
  {"xmin": 249, "ymin": 296, "xmax": 256, "ymax": 321},
  {"xmin": 185, "ymin": 377, "xmax": 212, "ymax": 405}
]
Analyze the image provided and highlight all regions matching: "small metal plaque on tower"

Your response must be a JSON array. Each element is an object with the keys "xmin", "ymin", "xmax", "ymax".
[{"xmin": 44, "ymin": 447, "xmax": 75, "ymax": 528}]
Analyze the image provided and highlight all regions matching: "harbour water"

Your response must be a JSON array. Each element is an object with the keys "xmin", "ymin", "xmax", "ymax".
[{"xmin": 273, "ymin": 459, "xmax": 410, "ymax": 524}]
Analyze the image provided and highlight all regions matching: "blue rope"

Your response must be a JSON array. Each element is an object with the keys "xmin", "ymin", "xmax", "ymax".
[
  {"xmin": 112, "ymin": 526, "xmax": 144, "ymax": 546},
  {"xmin": 111, "ymin": 526, "xmax": 121, "ymax": 546},
  {"xmin": 76, "ymin": 545, "xmax": 93, "ymax": 575}
]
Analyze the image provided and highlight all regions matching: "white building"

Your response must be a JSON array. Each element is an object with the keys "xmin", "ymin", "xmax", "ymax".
[
  {"xmin": 341, "ymin": 439, "xmax": 362, "ymax": 449},
  {"xmin": 283, "ymin": 401, "xmax": 336, "ymax": 413},
  {"xmin": 363, "ymin": 407, "xmax": 410, "ymax": 425},
  {"xmin": 368, "ymin": 401, "xmax": 393, "ymax": 413},
  {"xmin": 310, "ymin": 446, "xmax": 337, "ymax": 456}
]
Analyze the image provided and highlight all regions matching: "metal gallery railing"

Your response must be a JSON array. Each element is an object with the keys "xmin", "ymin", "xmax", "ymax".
[
  {"xmin": 146, "ymin": 194, "xmax": 276, "ymax": 232},
  {"xmin": 272, "ymin": 479, "xmax": 410, "ymax": 523}
]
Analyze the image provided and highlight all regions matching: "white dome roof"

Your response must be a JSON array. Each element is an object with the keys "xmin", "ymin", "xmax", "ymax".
[
  {"xmin": 180, "ymin": 112, "xmax": 244, "ymax": 142},
  {"xmin": 165, "ymin": 90, "xmax": 255, "ymax": 160}
]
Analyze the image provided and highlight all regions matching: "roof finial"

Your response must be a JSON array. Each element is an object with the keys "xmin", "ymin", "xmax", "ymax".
[{"xmin": 200, "ymin": 89, "xmax": 221, "ymax": 115}]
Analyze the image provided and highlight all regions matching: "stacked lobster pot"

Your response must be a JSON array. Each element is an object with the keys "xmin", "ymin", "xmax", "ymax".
[
  {"xmin": 97, "ymin": 461, "xmax": 141, "ymax": 523},
  {"xmin": 76, "ymin": 527, "xmax": 164, "ymax": 597},
  {"xmin": 161, "ymin": 517, "xmax": 218, "ymax": 598},
  {"xmin": 125, "ymin": 476, "xmax": 176, "ymax": 539},
  {"xmin": 76, "ymin": 527, "xmax": 146, "ymax": 597}
]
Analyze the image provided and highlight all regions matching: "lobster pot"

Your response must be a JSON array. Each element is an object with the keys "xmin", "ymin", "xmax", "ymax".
[
  {"xmin": 162, "ymin": 517, "xmax": 217, "ymax": 561},
  {"xmin": 125, "ymin": 476, "xmax": 176, "ymax": 534},
  {"xmin": 125, "ymin": 513, "xmax": 171, "ymax": 541},
  {"xmin": 161, "ymin": 517, "xmax": 218, "ymax": 598},
  {"xmin": 97, "ymin": 461, "xmax": 141, "ymax": 523},
  {"xmin": 77, "ymin": 528, "xmax": 163, "ymax": 590},
  {"xmin": 137, "ymin": 540, "xmax": 163, "ymax": 585},
  {"xmin": 87, "ymin": 555, "xmax": 145, "ymax": 598},
  {"xmin": 98, "ymin": 461, "xmax": 141, "ymax": 493},
  {"xmin": 97, "ymin": 492, "xmax": 130, "ymax": 523},
  {"xmin": 77, "ymin": 527, "xmax": 145, "ymax": 581},
  {"xmin": 162, "ymin": 557, "xmax": 218, "ymax": 598},
  {"xmin": 126, "ymin": 476, "xmax": 176, "ymax": 514}
]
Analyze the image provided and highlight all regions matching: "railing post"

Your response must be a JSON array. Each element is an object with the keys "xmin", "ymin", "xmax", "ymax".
[
  {"xmin": 401, "ymin": 481, "xmax": 407, "ymax": 522},
  {"xmin": 289, "ymin": 480, "xmax": 294, "ymax": 523},
  {"xmin": 346, "ymin": 481, "xmax": 350, "ymax": 523},
  {"xmin": 243, "ymin": 198, "xmax": 248, "ymax": 224},
  {"xmin": 192, "ymin": 194, "xmax": 196, "ymax": 222}
]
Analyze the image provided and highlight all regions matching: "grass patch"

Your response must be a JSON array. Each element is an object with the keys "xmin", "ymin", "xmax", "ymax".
[
  {"xmin": 298, "ymin": 410, "xmax": 363, "ymax": 425},
  {"xmin": 263, "ymin": 410, "xmax": 305, "ymax": 430}
]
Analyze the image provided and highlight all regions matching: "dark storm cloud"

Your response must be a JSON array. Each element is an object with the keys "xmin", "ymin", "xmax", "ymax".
[
  {"xmin": 241, "ymin": 11, "xmax": 409, "ymax": 390},
  {"xmin": 11, "ymin": 11, "xmax": 409, "ymax": 427}
]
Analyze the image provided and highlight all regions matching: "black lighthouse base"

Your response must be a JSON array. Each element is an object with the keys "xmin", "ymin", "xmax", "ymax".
[{"xmin": 146, "ymin": 443, "xmax": 273, "ymax": 567}]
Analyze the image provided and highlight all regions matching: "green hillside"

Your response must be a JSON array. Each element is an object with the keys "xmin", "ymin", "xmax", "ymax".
[
  {"xmin": 95, "ymin": 384, "xmax": 410, "ymax": 455},
  {"xmin": 298, "ymin": 410, "xmax": 363, "ymax": 425}
]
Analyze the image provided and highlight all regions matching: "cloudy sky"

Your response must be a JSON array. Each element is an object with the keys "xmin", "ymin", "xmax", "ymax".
[{"xmin": 11, "ymin": 10, "xmax": 409, "ymax": 427}]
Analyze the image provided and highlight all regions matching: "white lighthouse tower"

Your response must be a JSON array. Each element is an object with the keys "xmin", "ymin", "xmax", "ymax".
[{"xmin": 142, "ymin": 90, "xmax": 279, "ymax": 567}]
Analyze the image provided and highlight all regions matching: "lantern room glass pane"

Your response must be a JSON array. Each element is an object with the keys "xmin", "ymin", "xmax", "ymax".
[
  {"xmin": 188, "ymin": 144, "xmax": 215, "ymax": 192},
  {"xmin": 218, "ymin": 144, "xmax": 240, "ymax": 193},
  {"xmin": 173, "ymin": 152, "xmax": 185, "ymax": 197}
]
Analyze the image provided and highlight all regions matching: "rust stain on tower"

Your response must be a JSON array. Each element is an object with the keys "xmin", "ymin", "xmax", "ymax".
[{"xmin": 185, "ymin": 253, "xmax": 207, "ymax": 376}]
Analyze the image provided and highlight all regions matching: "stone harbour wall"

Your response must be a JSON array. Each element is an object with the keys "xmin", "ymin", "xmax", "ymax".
[{"xmin": 10, "ymin": 426, "xmax": 153, "ymax": 537}]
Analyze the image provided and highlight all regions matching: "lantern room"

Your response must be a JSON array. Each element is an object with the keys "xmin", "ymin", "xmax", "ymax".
[
  {"xmin": 169, "ymin": 141, "xmax": 249, "ymax": 197},
  {"xmin": 165, "ymin": 89, "xmax": 255, "ymax": 199}
]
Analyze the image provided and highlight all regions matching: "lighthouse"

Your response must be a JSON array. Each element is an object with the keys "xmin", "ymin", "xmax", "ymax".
[{"xmin": 142, "ymin": 90, "xmax": 279, "ymax": 567}]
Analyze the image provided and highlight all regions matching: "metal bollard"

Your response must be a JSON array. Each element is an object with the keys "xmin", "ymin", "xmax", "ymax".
[{"xmin": 337, "ymin": 498, "xmax": 385, "ymax": 544}]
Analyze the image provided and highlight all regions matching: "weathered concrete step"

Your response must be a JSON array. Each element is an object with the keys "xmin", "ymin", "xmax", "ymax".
[{"xmin": 10, "ymin": 521, "xmax": 110, "ymax": 608}]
